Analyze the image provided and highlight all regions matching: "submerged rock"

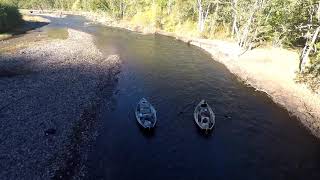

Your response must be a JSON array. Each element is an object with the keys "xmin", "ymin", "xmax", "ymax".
[{"xmin": 45, "ymin": 128, "xmax": 56, "ymax": 136}]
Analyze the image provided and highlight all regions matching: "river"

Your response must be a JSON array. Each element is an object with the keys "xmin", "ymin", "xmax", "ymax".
[{"xmin": 42, "ymin": 15, "xmax": 320, "ymax": 180}]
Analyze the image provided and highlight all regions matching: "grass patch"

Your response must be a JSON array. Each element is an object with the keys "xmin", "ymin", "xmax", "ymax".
[
  {"xmin": 0, "ymin": 32, "xmax": 11, "ymax": 40},
  {"xmin": 22, "ymin": 14, "xmax": 49, "ymax": 23},
  {"xmin": 297, "ymin": 61, "xmax": 320, "ymax": 92}
]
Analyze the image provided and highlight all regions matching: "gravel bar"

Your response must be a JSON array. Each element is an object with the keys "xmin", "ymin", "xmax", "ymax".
[{"xmin": 0, "ymin": 29, "xmax": 121, "ymax": 179}]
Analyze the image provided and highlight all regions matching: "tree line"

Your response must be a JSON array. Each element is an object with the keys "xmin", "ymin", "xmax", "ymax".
[{"xmin": 1, "ymin": 0, "xmax": 320, "ymax": 77}]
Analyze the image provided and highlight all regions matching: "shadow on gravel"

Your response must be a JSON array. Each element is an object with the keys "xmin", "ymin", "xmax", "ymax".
[
  {"xmin": 0, "ymin": 68, "xmax": 33, "ymax": 78},
  {"xmin": 0, "ymin": 58, "xmax": 34, "ymax": 78},
  {"xmin": 0, "ymin": 54, "xmax": 121, "ymax": 179},
  {"xmin": 15, "ymin": 21, "xmax": 49, "ymax": 34}
]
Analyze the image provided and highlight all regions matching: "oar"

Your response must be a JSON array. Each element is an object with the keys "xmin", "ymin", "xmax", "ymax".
[{"xmin": 178, "ymin": 100, "xmax": 197, "ymax": 116}]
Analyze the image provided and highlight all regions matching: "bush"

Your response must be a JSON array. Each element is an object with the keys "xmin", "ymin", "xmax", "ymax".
[
  {"xmin": 175, "ymin": 20, "xmax": 198, "ymax": 37},
  {"xmin": 0, "ymin": 2, "xmax": 22, "ymax": 32},
  {"xmin": 131, "ymin": 10, "xmax": 155, "ymax": 27},
  {"xmin": 297, "ymin": 62, "xmax": 320, "ymax": 92}
]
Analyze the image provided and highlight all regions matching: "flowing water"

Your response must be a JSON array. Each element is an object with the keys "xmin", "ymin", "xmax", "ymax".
[{"xmin": 41, "ymin": 15, "xmax": 320, "ymax": 180}]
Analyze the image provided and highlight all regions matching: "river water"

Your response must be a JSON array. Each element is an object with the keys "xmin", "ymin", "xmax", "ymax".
[{"xmin": 42, "ymin": 15, "xmax": 320, "ymax": 180}]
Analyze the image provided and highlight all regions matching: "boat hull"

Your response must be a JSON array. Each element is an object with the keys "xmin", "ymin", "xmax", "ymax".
[
  {"xmin": 194, "ymin": 100, "xmax": 215, "ymax": 131},
  {"xmin": 135, "ymin": 98, "xmax": 157, "ymax": 129}
]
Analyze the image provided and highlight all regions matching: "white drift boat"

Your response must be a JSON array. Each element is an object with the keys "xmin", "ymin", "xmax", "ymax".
[
  {"xmin": 135, "ymin": 98, "xmax": 157, "ymax": 129},
  {"xmin": 194, "ymin": 100, "xmax": 215, "ymax": 131}
]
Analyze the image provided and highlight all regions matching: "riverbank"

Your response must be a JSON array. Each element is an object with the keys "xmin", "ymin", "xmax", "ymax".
[
  {"xmin": 0, "ymin": 28, "xmax": 121, "ymax": 179},
  {"xmin": 173, "ymin": 36, "xmax": 320, "ymax": 138},
  {"xmin": 35, "ymin": 10, "xmax": 320, "ymax": 138},
  {"xmin": 196, "ymin": 40, "xmax": 320, "ymax": 138},
  {"xmin": 0, "ymin": 14, "xmax": 50, "ymax": 40},
  {"xmin": 167, "ymin": 35, "xmax": 320, "ymax": 138}
]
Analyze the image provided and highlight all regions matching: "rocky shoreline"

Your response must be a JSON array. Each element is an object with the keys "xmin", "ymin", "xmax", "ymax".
[{"xmin": 0, "ymin": 29, "xmax": 121, "ymax": 179}]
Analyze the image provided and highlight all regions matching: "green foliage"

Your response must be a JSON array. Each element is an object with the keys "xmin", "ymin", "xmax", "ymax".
[
  {"xmin": 297, "ymin": 60, "xmax": 320, "ymax": 91},
  {"xmin": 8, "ymin": 0, "xmax": 320, "ymax": 79},
  {"xmin": 264, "ymin": 0, "xmax": 315, "ymax": 47},
  {"xmin": 0, "ymin": 0, "xmax": 22, "ymax": 32},
  {"xmin": 131, "ymin": 9, "xmax": 155, "ymax": 27},
  {"xmin": 9, "ymin": 0, "xmax": 320, "ymax": 41},
  {"xmin": 0, "ymin": 0, "xmax": 318, "ymax": 87}
]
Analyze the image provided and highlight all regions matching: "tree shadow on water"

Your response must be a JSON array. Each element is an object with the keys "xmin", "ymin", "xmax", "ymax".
[
  {"xmin": 2, "ymin": 20, "xmax": 49, "ymax": 41},
  {"xmin": 195, "ymin": 124, "xmax": 215, "ymax": 139}
]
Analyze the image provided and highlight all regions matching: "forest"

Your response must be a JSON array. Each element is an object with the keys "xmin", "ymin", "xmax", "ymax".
[{"xmin": 1, "ymin": 0, "xmax": 320, "ymax": 86}]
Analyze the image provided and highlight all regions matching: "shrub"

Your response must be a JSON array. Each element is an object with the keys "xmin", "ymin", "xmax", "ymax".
[
  {"xmin": 0, "ymin": 2, "xmax": 22, "ymax": 32},
  {"xmin": 131, "ymin": 10, "xmax": 155, "ymax": 27}
]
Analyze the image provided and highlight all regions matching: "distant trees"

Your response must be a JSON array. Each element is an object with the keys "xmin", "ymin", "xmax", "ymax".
[
  {"xmin": 297, "ymin": 1, "xmax": 320, "ymax": 72},
  {"xmin": 3, "ymin": 0, "xmax": 320, "ymax": 73}
]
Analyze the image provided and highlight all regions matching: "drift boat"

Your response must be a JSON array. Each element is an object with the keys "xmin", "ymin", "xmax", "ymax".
[
  {"xmin": 135, "ymin": 98, "xmax": 157, "ymax": 129},
  {"xmin": 194, "ymin": 100, "xmax": 215, "ymax": 131}
]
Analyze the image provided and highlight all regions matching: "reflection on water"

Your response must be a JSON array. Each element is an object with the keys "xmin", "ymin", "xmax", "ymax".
[
  {"xmin": 138, "ymin": 125, "xmax": 156, "ymax": 138},
  {"xmin": 40, "ymin": 15, "xmax": 320, "ymax": 180},
  {"xmin": 45, "ymin": 27, "xmax": 68, "ymax": 39}
]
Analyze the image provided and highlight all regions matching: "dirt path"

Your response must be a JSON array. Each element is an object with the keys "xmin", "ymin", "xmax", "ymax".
[{"xmin": 0, "ymin": 29, "xmax": 121, "ymax": 179}]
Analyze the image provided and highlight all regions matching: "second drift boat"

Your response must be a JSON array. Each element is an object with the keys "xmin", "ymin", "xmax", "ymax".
[{"xmin": 194, "ymin": 100, "xmax": 215, "ymax": 131}]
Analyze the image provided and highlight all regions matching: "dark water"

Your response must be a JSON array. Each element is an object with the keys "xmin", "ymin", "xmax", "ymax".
[{"xmin": 42, "ymin": 15, "xmax": 320, "ymax": 180}]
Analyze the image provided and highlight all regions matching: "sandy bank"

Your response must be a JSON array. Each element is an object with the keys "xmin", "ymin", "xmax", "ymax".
[
  {"xmin": 190, "ymin": 39, "xmax": 320, "ymax": 138},
  {"xmin": 0, "ymin": 29, "xmax": 121, "ymax": 179}
]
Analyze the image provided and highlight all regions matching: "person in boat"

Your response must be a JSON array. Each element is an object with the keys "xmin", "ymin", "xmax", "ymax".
[
  {"xmin": 200, "ymin": 107, "xmax": 210, "ymax": 118},
  {"xmin": 140, "ymin": 106, "xmax": 153, "ymax": 122}
]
